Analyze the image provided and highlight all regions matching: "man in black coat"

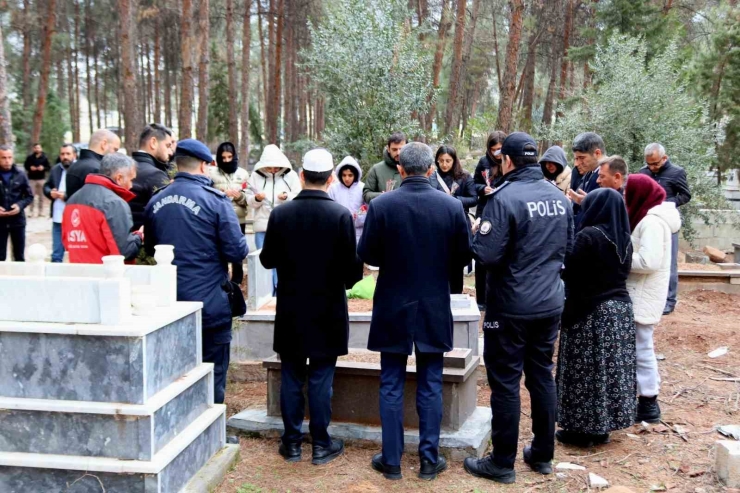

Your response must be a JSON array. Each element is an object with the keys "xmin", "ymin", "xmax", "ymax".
[
  {"xmin": 0, "ymin": 145, "xmax": 33, "ymax": 261},
  {"xmin": 130, "ymin": 124, "xmax": 174, "ymax": 229},
  {"xmin": 566, "ymin": 132, "xmax": 605, "ymax": 224},
  {"xmin": 638, "ymin": 142, "xmax": 691, "ymax": 315},
  {"xmin": 24, "ymin": 143, "xmax": 51, "ymax": 218},
  {"xmin": 465, "ymin": 132, "xmax": 573, "ymax": 484},
  {"xmin": 260, "ymin": 148, "xmax": 363, "ymax": 466},
  {"xmin": 65, "ymin": 129, "xmax": 121, "ymax": 199},
  {"xmin": 358, "ymin": 142, "xmax": 471, "ymax": 482}
]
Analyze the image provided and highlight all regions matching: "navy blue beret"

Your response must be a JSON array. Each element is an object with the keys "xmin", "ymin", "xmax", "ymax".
[{"xmin": 174, "ymin": 139, "xmax": 213, "ymax": 163}]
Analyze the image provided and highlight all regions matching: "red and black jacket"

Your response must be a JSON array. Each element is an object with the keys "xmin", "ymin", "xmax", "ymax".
[{"xmin": 62, "ymin": 174, "xmax": 142, "ymax": 263}]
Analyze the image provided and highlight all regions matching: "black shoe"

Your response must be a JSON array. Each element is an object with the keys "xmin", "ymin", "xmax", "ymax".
[
  {"xmin": 663, "ymin": 306, "xmax": 674, "ymax": 315},
  {"xmin": 555, "ymin": 430, "xmax": 610, "ymax": 448},
  {"xmin": 371, "ymin": 453, "xmax": 402, "ymax": 480},
  {"xmin": 279, "ymin": 442, "xmax": 302, "ymax": 462},
  {"xmin": 419, "ymin": 456, "xmax": 447, "ymax": 481},
  {"xmin": 312, "ymin": 439, "xmax": 344, "ymax": 465},
  {"xmin": 636, "ymin": 396, "xmax": 661, "ymax": 424},
  {"xmin": 463, "ymin": 456, "xmax": 515, "ymax": 484},
  {"xmin": 523, "ymin": 446, "xmax": 552, "ymax": 475}
]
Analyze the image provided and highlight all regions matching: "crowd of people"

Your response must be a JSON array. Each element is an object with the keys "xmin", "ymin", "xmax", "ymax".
[{"xmin": 0, "ymin": 124, "xmax": 692, "ymax": 484}]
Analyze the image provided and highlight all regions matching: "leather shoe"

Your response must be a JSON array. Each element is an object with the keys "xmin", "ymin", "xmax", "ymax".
[
  {"xmin": 463, "ymin": 456, "xmax": 515, "ymax": 484},
  {"xmin": 312, "ymin": 439, "xmax": 344, "ymax": 465},
  {"xmin": 279, "ymin": 442, "xmax": 301, "ymax": 462},
  {"xmin": 523, "ymin": 446, "xmax": 552, "ymax": 475},
  {"xmin": 371, "ymin": 453, "xmax": 402, "ymax": 480},
  {"xmin": 419, "ymin": 456, "xmax": 447, "ymax": 481},
  {"xmin": 663, "ymin": 306, "xmax": 674, "ymax": 315},
  {"xmin": 555, "ymin": 430, "xmax": 610, "ymax": 447},
  {"xmin": 636, "ymin": 395, "xmax": 661, "ymax": 424}
]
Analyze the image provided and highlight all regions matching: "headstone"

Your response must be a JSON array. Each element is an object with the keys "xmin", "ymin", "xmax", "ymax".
[
  {"xmin": 247, "ymin": 249, "xmax": 273, "ymax": 311},
  {"xmin": 717, "ymin": 440, "xmax": 740, "ymax": 488}
]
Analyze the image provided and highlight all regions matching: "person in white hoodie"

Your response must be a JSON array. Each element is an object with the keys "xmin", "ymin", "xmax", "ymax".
[
  {"xmin": 246, "ymin": 144, "xmax": 301, "ymax": 293},
  {"xmin": 328, "ymin": 156, "xmax": 366, "ymax": 244},
  {"xmin": 624, "ymin": 174, "xmax": 681, "ymax": 424}
]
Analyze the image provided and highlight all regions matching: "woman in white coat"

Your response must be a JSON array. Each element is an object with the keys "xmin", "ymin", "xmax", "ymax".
[
  {"xmin": 245, "ymin": 144, "xmax": 301, "ymax": 293},
  {"xmin": 625, "ymin": 174, "xmax": 681, "ymax": 424}
]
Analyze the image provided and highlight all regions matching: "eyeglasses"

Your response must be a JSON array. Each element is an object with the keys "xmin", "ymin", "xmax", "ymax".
[{"xmin": 645, "ymin": 160, "xmax": 662, "ymax": 167}]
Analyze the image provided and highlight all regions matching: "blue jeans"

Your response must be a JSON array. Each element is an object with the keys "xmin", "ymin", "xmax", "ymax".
[
  {"xmin": 379, "ymin": 351, "xmax": 444, "ymax": 466},
  {"xmin": 51, "ymin": 222, "xmax": 65, "ymax": 263},
  {"xmin": 255, "ymin": 231, "xmax": 277, "ymax": 295},
  {"xmin": 280, "ymin": 355, "xmax": 337, "ymax": 448},
  {"xmin": 665, "ymin": 232, "xmax": 679, "ymax": 310}
]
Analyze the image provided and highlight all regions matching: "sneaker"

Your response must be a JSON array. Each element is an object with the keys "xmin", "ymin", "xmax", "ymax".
[
  {"xmin": 419, "ymin": 456, "xmax": 447, "ymax": 481},
  {"xmin": 278, "ymin": 442, "xmax": 302, "ymax": 462},
  {"xmin": 523, "ymin": 446, "xmax": 552, "ymax": 475},
  {"xmin": 371, "ymin": 453, "xmax": 402, "ymax": 480},
  {"xmin": 555, "ymin": 430, "xmax": 610, "ymax": 447},
  {"xmin": 312, "ymin": 439, "xmax": 344, "ymax": 465},
  {"xmin": 636, "ymin": 396, "xmax": 661, "ymax": 424},
  {"xmin": 463, "ymin": 456, "xmax": 516, "ymax": 484}
]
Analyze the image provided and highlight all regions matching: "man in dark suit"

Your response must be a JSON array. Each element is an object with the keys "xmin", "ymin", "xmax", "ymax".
[
  {"xmin": 260, "ymin": 148, "xmax": 363, "ymax": 466},
  {"xmin": 358, "ymin": 142, "xmax": 471, "ymax": 481}
]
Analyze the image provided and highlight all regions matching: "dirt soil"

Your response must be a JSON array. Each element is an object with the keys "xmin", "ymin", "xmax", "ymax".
[{"xmin": 219, "ymin": 288, "xmax": 740, "ymax": 493}]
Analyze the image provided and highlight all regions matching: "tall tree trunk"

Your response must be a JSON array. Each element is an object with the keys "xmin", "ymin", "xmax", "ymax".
[
  {"xmin": 66, "ymin": 13, "xmax": 79, "ymax": 142},
  {"xmin": 139, "ymin": 44, "xmax": 148, "ymax": 123},
  {"xmin": 283, "ymin": 0, "xmax": 294, "ymax": 146},
  {"xmin": 179, "ymin": 0, "xmax": 194, "ymax": 139},
  {"xmin": 93, "ymin": 33, "xmax": 101, "ymax": 128},
  {"xmin": 444, "ymin": 0, "xmax": 467, "ymax": 137},
  {"xmin": 495, "ymin": 0, "xmax": 525, "ymax": 134},
  {"xmin": 240, "ymin": 0, "xmax": 252, "ymax": 159},
  {"xmin": 74, "ymin": 1, "xmax": 81, "ymax": 141},
  {"xmin": 267, "ymin": 0, "xmax": 284, "ymax": 144},
  {"xmin": 492, "ymin": 1, "xmax": 503, "ymax": 95},
  {"xmin": 258, "ymin": 0, "xmax": 268, "ymax": 112},
  {"xmin": 556, "ymin": 0, "xmax": 573, "ymax": 119},
  {"xmin": 196, "ymin": 0, "xmax": 210, "ymax": 142},
  {"xmin": 457, "ymin": 0, "xmax": 481, "ymax": 137},
  {"xmin": 226, "ymin": 0, "xmax": 239, "ymax": 144},
  {"xmin": 85, "ymin": 0, "xmax": 94, "ymax": 134},
  {"xmin": 30, "ymin": 0, "xmax": 58, "ymax": 148},
  {"xmin": 542, "ymin": 49, "xmax": 559, "ymax": 127},
  {"xmin": 119, "ymin": 0, "xmax": 139, "ymax": 155},
  {"xmin": 424, "ymin": 0, "xmax": 451, "ymax": 132},
  {"xmin": 163, "ymin": 31, "xmax": 172, "ymax": 128},
  {"xmin": 56, "ymin": 58, "xmax": 65, "ymax": 102},
  {"xmin": 0, "ymin": 24, "xmax": 14, "ymax": 145},
  {"xmin": 153, "ymin": 17, "xmax": 161, "ymax": 123},
  {"xmin": 146, "ymin": 40, "xmax": 154, "ymax": 124},
  {"xmin": 22, "ymin": 0, "xmax": 32, "ymax": 109}
]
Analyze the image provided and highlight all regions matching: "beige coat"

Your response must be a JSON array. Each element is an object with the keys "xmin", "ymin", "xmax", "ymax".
[
  {"xmin": 554, "ymin": 165, "xmax": 572, "ymax": 194},
  {"xmin": 209, "ymin": 166, "xmax": 250, "ymax": 223}
]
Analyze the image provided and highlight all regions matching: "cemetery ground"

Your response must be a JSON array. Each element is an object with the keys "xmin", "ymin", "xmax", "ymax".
[{"xmin": 221, "ymin": 287, "xmax": 740, "ymax": 493}]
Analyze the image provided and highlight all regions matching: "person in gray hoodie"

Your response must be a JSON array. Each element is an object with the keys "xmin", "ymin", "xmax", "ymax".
[{"xmin": 539, "ymin": 146, "xmax": 572, "ymax": 195}]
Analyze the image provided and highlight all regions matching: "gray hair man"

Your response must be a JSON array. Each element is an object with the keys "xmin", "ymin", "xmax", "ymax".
[
  {"xmin": 65, "ymin": 129, "xmax": 122, "ymax": 199},
  {"xmin": 359, "ymin": 142, "xmax": 471, "ymax": 481},
  {"xmin": 638, "ymin": 142, "xmax": 691, "ymax": 315},
  {"xmin": 62, "ymin": 153, "xmax": 142, "ymax": 263}
]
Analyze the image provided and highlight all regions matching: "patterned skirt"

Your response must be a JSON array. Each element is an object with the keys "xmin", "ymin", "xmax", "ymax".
[{"xmin": 557, "ymin": 299, "xmax": 636, "ymax": 434}]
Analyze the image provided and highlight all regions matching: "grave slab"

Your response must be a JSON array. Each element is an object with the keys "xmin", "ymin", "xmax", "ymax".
[
  {"xmin": 228, "ymin": 406, "xmax": 492, "ymax": 460},
  {"xmin": 717, "ymin": 440, "xmax": 740, "ymax": 488}
]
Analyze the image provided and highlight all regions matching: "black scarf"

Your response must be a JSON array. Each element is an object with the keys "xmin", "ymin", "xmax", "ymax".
[{"xmin": 578, "ymin": 188, "xmax": 632, "ymax": 264}]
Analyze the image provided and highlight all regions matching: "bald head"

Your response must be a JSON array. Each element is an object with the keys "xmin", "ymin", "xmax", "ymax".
[{"xmin": 88, "ymin": 129, "xmax": 121, "ymax": 156}]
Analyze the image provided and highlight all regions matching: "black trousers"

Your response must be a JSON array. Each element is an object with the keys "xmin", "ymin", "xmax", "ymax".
[
  {"xmin": 475, "ymin": 265, "xmax": 486, "ymax": 306},
  {"xmin": 231, "ymin": 223, "xmax": 246, "ymax": 285},
  {"xmin": 202, "ymin": 330, "xmax": 231, "ymax": 405},
  {"xmin": 483, "ymin": 314, "xmax": 559, "ymax": 469},
  {"xmin": 0, "ymin": 224, "xmax": 25, "ymax": 261},
  {"xmin": 280, "ymin": 355, "xmax": 338, "ymax": 449}
]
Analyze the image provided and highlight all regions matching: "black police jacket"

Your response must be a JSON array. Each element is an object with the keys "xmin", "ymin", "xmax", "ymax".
[
  {"xmin": 637, "ymin": 159, "xmax": 691, "ymax": 207},
  {"xmin": 143, "ymin": 173, "xmax": 248, "ymax": 331},
  {"xmin": 472, "ymin": 166, "xmax": 574, "ymax": 320}
]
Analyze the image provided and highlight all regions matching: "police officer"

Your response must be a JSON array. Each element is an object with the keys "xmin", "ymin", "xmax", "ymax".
[
  {"xmin": 260, "ymin": 149, "xmax": 363, "ymax": 465},
  {"xmin": 143, "ymin": 139, "xmax": 248, "ymax": 404},
  {"xmin": 464, "ymin": 132, "xmax": 573, "ymax": 484}
]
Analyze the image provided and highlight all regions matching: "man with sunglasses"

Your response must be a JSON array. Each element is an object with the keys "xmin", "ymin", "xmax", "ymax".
[{"xmin": 638, "ymin": 143, "xmax": 691, "ymax": 315}]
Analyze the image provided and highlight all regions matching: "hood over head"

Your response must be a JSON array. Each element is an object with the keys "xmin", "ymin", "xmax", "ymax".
[
  {"xmin": 539, "ymin": 145, "xmax": 568, "ymax": 180},
  {"xmin": 216, "ymin": 141, "xmax": 239, "ymax": 174},
  {"xmin": 335, "ymin": 156, "xmax": 362, "ymax": 187},
  {"xmin": 647, "ymin": 201, "xmax": 682, "ymax": 234},
  {"xmin": 625, "ymin": 174, "xmax": 667, "ymax": 232},
  {"xmin": 254, "ymin": 144, "xmax": 292, "ymax": 174}
]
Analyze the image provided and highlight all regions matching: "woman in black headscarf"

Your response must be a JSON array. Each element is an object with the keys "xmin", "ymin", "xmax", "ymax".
[
  {"xmin": 210, "ymin": 142, "xmax": 250, "ymax": 284},
  {"xmin": 556, "ymin": 188, "xmax": 636, "ymax": 447}
]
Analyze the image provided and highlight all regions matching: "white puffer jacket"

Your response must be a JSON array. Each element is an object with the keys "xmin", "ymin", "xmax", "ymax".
[
  {"xmin": 626, "ymin": 202, "xmax": 681, "ymax": 325},
  {"xmin": 245, "ymin": 145, "xmax": 301, "ymax": 233}
]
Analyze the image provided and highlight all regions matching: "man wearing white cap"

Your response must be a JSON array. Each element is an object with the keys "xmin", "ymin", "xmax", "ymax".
[{"xmin": 260, "ymin": 148, "xmax": 363, "ymax": 465}]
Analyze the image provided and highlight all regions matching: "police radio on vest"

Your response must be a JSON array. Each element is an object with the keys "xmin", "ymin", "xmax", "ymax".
[{"xmin": 526, "ymin": 199, "xmax": 567, "ymax": 218}]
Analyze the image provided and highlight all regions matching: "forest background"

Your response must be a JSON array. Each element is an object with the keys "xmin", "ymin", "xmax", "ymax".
[{"xmin": 0, "ymin": 0, "xmax": 738, "ymax": 227}]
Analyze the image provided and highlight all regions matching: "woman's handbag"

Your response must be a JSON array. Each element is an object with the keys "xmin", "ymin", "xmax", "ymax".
[{"xmin": 223, "ymin": 281, "xmax": 247, "ymax": 317}]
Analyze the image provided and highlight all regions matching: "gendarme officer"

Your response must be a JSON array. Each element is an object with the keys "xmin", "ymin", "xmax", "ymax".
[
  {"xmin": 143, "ymin": 139, "xmax": 248, "ymax": 404},
  {"xmin": 465, "ymin": 132, "xmax": 573, "ymax": 484}
]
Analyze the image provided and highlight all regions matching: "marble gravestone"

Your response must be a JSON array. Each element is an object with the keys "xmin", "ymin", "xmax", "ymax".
[{"xmin": 0, "ymin": 246, "xmax": 233, "ymax": 493}]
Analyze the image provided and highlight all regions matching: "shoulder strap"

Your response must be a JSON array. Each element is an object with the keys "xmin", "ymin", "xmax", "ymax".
[{"xmin": 435, "ymin": 172, "xmax": 451, "ymax": 194}]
